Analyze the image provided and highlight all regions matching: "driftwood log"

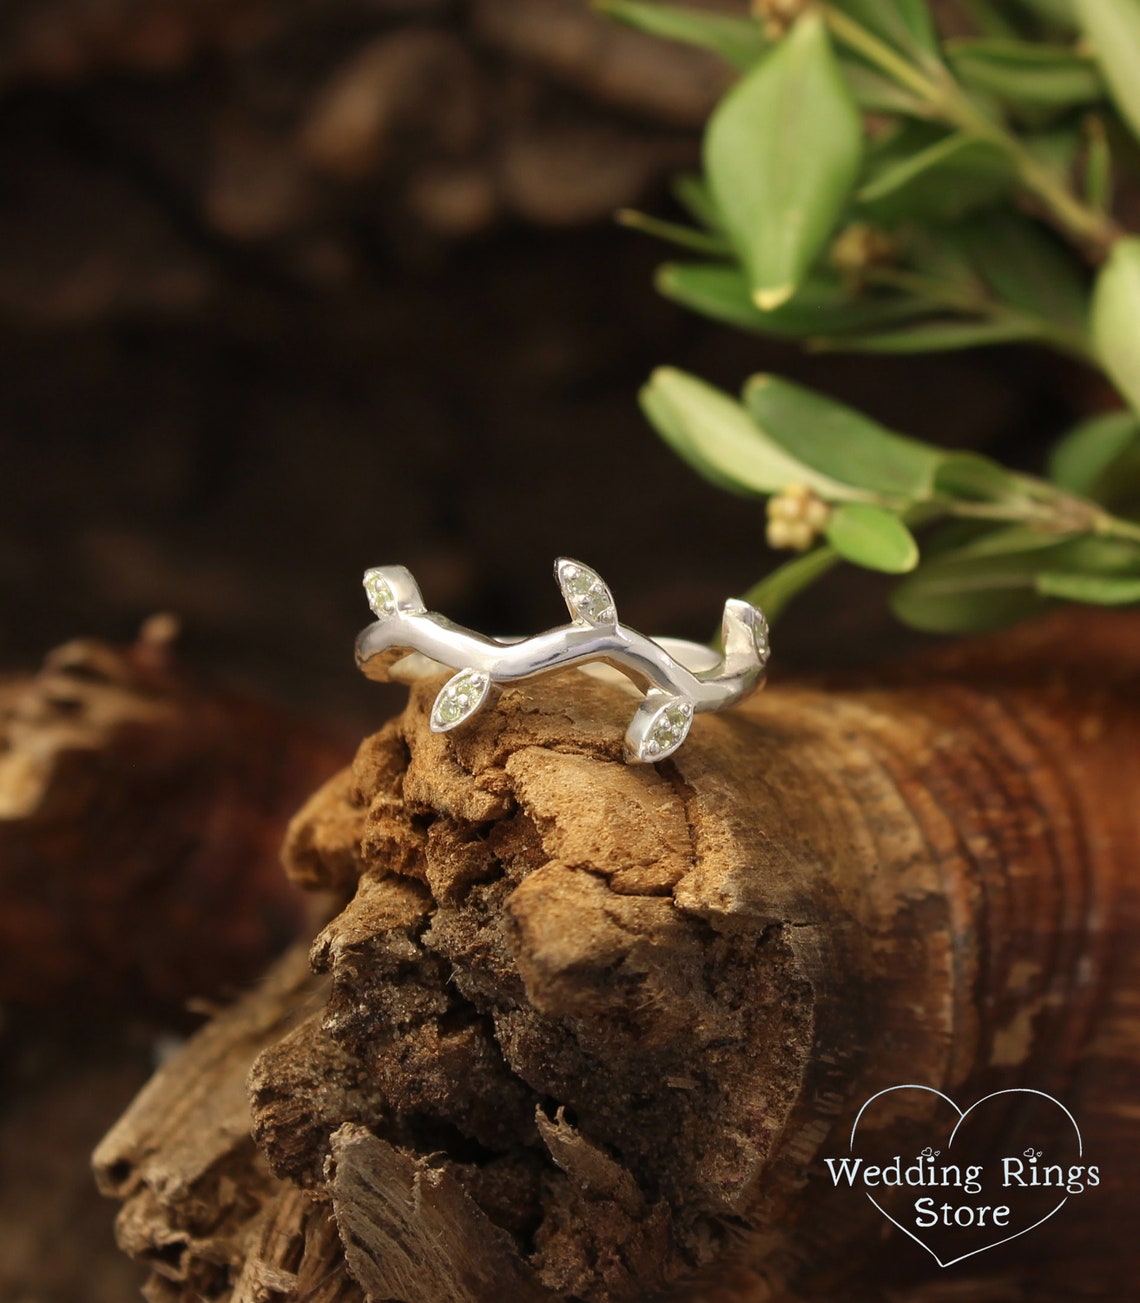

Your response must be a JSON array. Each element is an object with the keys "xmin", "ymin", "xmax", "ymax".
[
  {"xmin": 95, "ymin": 610, "xmax": 1140, "ymax": 1301},
  {"xmin": 0, "ymin": 619, "xmax": 345, "ymax": 1010},
  {"xmin": 0, "ymin": 623, "xmax": 351, "ymax": 1303}
]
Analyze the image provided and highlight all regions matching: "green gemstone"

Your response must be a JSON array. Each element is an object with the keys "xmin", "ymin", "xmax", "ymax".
[
  {"xmin": 364, "ymin": 571, "xmax": 397, "ymax": 616},
  {"xmin": 560, "ymin": 564, "xmax": 614, "ymax": 623}
]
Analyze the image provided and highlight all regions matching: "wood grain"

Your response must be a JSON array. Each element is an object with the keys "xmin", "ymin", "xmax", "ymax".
[{"xmin": 95, "ymin": 611, "xmax": 1140, "ymax": 1301}]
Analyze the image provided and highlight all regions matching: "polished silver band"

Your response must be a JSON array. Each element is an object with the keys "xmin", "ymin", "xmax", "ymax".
[{"xmin": 355, "ymin": 558, "xmax": 769, "ymax": 763}]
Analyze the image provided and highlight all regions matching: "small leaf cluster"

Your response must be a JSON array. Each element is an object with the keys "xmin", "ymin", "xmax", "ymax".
[
  {"xmin": 644, "ymin": 367, "xmax": 1140, "ymax": 628},
  {"xmin": 601, "ymin": 0, "xmax": 1140, "ymax": 631}
]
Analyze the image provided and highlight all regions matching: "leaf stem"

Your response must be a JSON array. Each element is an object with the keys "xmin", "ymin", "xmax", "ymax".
[
  {"xmin": 1005, "ymin": 475, "xmax": 1140, "ymax": 544},
  {"xmin": 1094, "ymin": 513, "xmax": 1140, "ymax": 545},
  {"xmin": 741, "ymin": 545, "xmax": 841, "ymax": 622},
  {"xmin": 952, "ymin": 104, "xmax": 1121, "ymax": 255},
  {"xmin": 858, "ymin": 267, "xmax": 1095, "ymax": 362},
  {"xmin": 615, "ymin": 209, "xmax": 733, "ymax": 258},
  {"xmin": 821, "ymin": 5, "xmax": 944, "ymax": 103},
  {"xmin": 821, "ymin": 3, "xmax": 1121, "ymax": 258},
  {"xmin": 860, "ymin": 265, "xmax": 986, "ymax": 313},
  {"xmin": 745, "ymin": 496, "xmax": 1140, "ymax": 625}
]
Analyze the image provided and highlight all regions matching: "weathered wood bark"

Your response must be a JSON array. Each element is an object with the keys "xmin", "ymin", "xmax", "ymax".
[
  {"xmin": 0, "ymin": 620, "xmax": 345, "ymax": 1009},
  {"xmin": 0, "ymin": 623, "xmax": 352, "ymax": 1303},
  {"xmin": 93, "ymin": 945, "xmax": 331, "ymax": 1299},
  {"xmin": 95, "ymin": 610, "xmax": 1140, "ymax": 1301}
]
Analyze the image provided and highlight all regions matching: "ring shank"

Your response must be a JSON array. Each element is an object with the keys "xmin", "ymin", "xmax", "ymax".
[{"xmin": 378, "ymin": 636, "xmax": 719, "ymax": 687}]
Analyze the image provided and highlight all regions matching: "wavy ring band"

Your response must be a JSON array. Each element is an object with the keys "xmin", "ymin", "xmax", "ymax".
[{"xmin": 355, "ymin": 558, "xmax": 769, "ymax": 764}]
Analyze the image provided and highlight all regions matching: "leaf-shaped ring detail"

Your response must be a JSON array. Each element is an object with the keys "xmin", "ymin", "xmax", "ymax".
[{"xmin": 355, "ymin": 558, "xmax": 770, "ymax": 763}]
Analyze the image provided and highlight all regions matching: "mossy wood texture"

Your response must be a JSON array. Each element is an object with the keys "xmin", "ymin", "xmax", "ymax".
[{"xmin": 95, "ymin": 613, "xmax": 1140, "ymax": 1301}]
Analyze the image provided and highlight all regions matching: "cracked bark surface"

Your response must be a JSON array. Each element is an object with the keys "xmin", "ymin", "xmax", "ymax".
[{"xmin": 95, "ymin": 611, "xmax": 1140, "ymax": 1301}]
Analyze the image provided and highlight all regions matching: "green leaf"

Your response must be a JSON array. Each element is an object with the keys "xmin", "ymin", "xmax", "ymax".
[
  {"xmin": 1035, "ymin": 571, "xmax": 1140, "ymax": 603},
  {"xmin": 829, "ymin": 0, "xmax": 939, "ymax": 60},
  {"xmin": 1083, "ymin": 116, "xmax": 1113, "ymax": 212},
  {"xmin": 958, "ymin": 0, "xmax": 1021, "ymax": 39},
  {"xmin": 655, "ymin": 262, "xmax": 924, "ymax": 337},
  {"xmin": 894, "ymin": 530, "xmax": 1140, "ymax": 629},
  {"xmin": 934, "ymin": 451, "xmax": 1024, "ymax": 501},
  {"xmin": 1091, "ymin": 237, "xmax": 1140, "ymax": 413},
  {"xmin": 1075, "ymin": 0, "xmax": 1140, "ymax": 142},
  {"xmin": 747, "ymin": 509, "xmax": 1140, "ymax": 632},
  {"xmin": 920, "ymin": 518, "xmax": 1007, "ymax": 557},
  {"xmin": 742, "ymin": 373, "xmax": 942, "ymax": 499},
  {"xmin": 616, "ymin": 209, "xmax": 731, "ymax": 256},
  {"xmin": 1021, "ymin": 122, "xmax": 1082, "ymax": 179},
  {"xmin": 863, "ymin": 117, "xmax": 945, "ymax": 172},
  {"xmin": 935, "ymin": 522, "xmax": 1081, "ymax": 559},
  {"xmin": 741, "ymin": 546, "xmax": 840, "ymax": 622},
  {"xmin": 946, "ymin": 38, "xmax": 1103, "ymax": 109},
  {"xmin": 595, "ymin": 0, "xmax": 768, "ymax": 71},
  {"xmin": 904, "ymin": 226, "xmax": 982, "ymax": 290},
  {"xmin": 1012, "ymin": 0, "xmax": 1077, "ymax": 32},
  {"xmin": 1048, "ymin": 409, "xmax": 1140, "ymax": 495},
  {"xmin": 825, "ymin": 502, "xmax": 920, "ymax": 572},
  {"xmin": 890, "ymin": 553, "xmax": 1055, "ymax": 631},
  {"xmin": 1058, "ymin": 533, "xmax": 1140, "ymax": 572},
  {"xmin": 1091, "ymin": 439, "xmax": 1140, "ymax": 510},
  {"xmin": 810, "ymin": 317, "xmax": 1042, "ymax": 353},
  {"xmin": 604, "ymin": 9, "xmax": 928, "ymax": 118},
  {"xmin": 639, "ymin": 367, "xmax": 861, "ymax": 499},
  {"xmin": 839, "ymin": 61, "xmax": 931, "ymax": 115},
  {"xmin": 670, "ymin": 174, "xmax": 723, "ymax": 231},
  {"xmin": 954, "ymin": 213, "xmax": 1089, "ymax": 336},
  {"xmin": 704, "ymin": 10, "xmax": 863, "ymax": 310},
  {"xmin": 656, "ymin": 261, "xmax": 782, "ymax": 332},
  {"xmin": 858, "ymin": 133, "xmax": 1015, "ymax": 223}
]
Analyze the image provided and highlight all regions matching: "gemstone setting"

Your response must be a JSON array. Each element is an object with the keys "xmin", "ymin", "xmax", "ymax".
[
  {"xmin": 745, "ymin": 605, "xmax": 770, "ymax": 663},
  {"xmin": 556, "ymin": 559, "xmax": 616, "ymax": 626},
  {"xmin": 430, "ymin": 668, "xmax": 492, "ymax": 733},
  {"xmin": 363, "ymin": 568, "xmax": 398, "ymax": 618},
  {"xmin": 357, "ymin": 559, "xmax": 768, "ymax": 763},
  {"xmin": 637, "ymin": 698, "xmax": 694, "ymax": 762}
]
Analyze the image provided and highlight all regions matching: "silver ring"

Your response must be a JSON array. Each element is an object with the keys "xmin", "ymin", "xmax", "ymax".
[{"xmin": 355, "ymin": 558, "xmax": 769, "ymax": 764}]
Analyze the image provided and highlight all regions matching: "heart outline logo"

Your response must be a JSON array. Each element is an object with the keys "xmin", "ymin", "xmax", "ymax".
[{"xmin": 849, "ymin": 1085, "xmax": 1083, "ymax": 1268}]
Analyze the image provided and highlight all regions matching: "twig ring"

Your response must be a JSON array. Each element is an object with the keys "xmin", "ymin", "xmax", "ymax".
[{"xmin": 355, "ymin": 558, "xmax": 769, "ymax": 763}]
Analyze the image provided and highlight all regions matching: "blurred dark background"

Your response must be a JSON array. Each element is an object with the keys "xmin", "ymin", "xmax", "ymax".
[
  {"xmin": 0, "ymin": 0, "xmax": 1098, "ymax": 729},
  {"xmin": 0, "ymin": 4, "xmax": 1110, "ymax": 1300}
]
